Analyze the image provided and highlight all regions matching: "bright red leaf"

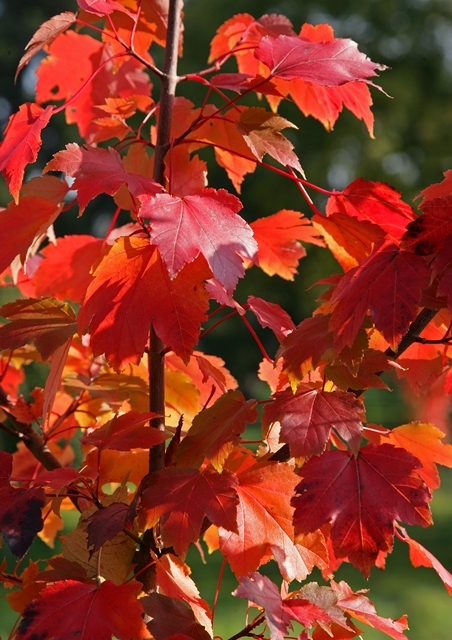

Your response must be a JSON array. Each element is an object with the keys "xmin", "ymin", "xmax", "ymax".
[
  {"xmin": 263, "ymin": 386, "xmax": 365, "ymax": 456},
  {"xmin": 329, "ymin": 239, "xmax": 431, "ymax": 352},
  {"xmin": 77, "ymin": 0, "xmax": 128, "ymax": 15},
  {"xmin": 140, "ymin": 467, "xmax": 239, "ymax": 556},
  {"xmin": 292, "ymin": 444, "xmax": 432, "ymax": 576},
  {"xmin": 78, "ymin": 237, "xmax": 210, "ymax": 370},
  {"xmin": 326, "ymin": 179, "xmax": 416, "ymax": 243},
  {"xmin": 16, "ymin": 579, "xmax": 150, "ymax": 640},
  {"xmin": 0, "ymin": 297, "xmax": 77, "ymax": 360},
  {"xmin": 139, "ymin": 188, "xmax": 258, "ymax": 293},
  {"xmin": 45, "ymin": 143, "xmax": 163, "ymax": 213},
  {"xmin": 255, "ymin": 34, "xmax": 386, "ymax": 85},
  {"xmin": 0, "ymin": 196, "xmax": 61, "ymax": 275},
  {"xmin": 402, "ymin": 195, "xmax": 452, "ymax": 255},
  {"xmin": 247, "ymin": 295, "xmax": 295, "ymax": 341},
  {"xmin": 36, "ymin": 31, "xmax": 152, "ymax": 141},
  {"xmin": 80, "ymin": 411, "xmax": 168, "ymax": 451},
  {"xmin": 397, "ymin": 526, "xmax": 452, "ymax": 595},
  {"xmin": 250, "ymin": 209, "xmax": 323, "ymax": 280},
  {"xmin": 0, "ymin": 103, "xmax": 54, "ymax": 201},
  {"xmin": 277, "ymin": 314, "xmax": 334, "ymax": 377},
  {"xmin": 34, "ymin": 235, "xmax": 104, "ymax": 304}
]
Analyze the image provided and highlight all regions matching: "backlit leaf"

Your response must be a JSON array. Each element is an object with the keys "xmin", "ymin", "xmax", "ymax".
[
  {"xmin": 0, "ymin": 103, "xmax": 54, "ymax": 201},
  {"xmin": 263, "ymin": 386, "xmax": 364, "ymax": 456},
  {"xmin": 80, "ymin": 411, "xmax": 168, "ymax": 451},
  {"xmin": 78, "ymin": 237, "xmax": 210, "ymax": 370},
  {"xmin": 293, "ymin": 444, "xmax": 432, "ymax": 576},
  {"xmin": 255, "ymin": 34, "xmax": 386, "ymax": 84},
  {"xmin": 139, "ymin": 188, "xmax": 257, "ymax": 293},
  {"xmin": 16, "ymin": 579, "xmax": 150, "ymax": 640},
  {"xmin": 45, "ymin": 143, "xmax": 163, "ymax": 214}
]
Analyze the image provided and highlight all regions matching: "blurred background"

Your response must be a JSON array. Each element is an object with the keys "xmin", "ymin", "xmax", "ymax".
[{"xmin": 0, "ymin": 0, "xmax": 451, "ymax": 638}]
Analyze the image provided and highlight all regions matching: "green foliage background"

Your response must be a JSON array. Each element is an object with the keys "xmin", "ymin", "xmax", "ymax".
[{"xmin": 0, "ymin": 0, "xmax": 451, "ymax": 638}]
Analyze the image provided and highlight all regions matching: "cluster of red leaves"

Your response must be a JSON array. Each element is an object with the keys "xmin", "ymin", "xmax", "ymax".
[{"xmin": 0, "ymin": 2, "xmax": 451, "ymax": 640}]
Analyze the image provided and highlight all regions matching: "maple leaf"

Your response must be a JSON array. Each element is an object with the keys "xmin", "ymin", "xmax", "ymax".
[
  {"xmin": 263, "ymin": 386, "xmax": 364, "ymax": 456},
  {"xmin": 154, "ymin": 553, "xmax": 212, "ymax": 635},
  {"xmin": 45, "ymin": 144, "xmax": 163, "ymax": 214},
  {"xmin": 140, "ymin": 467, "xmax": 239, "ymax": 556},
  {"xmin": 290, "ymin": 582, "xmax": 354, "ymax": 636},
  {"xmin": 16, "ymin": 579, "xmax": 150, "ymax": 640},
  {"xmin": 292, "ymin": 444, "xmax": 432, "ymax": 576},
  {"xmin": 326, "ymin": 179, "xmax": 416, "ymax": 244},
  {"xmin": 247, "ymin": 295, "xmax": 295, "ymax": 342},
  {"xmin": 328, "ymin": 239, "xmax": 431, "ymax": 352},
  {"xmin": 277, "ymin": 314, "xmax": 334, "ymax": 378},
  {"xmin": 78, "ymin": 237, "xmax": 210, "ymax": 370},
  {"xmin": 0, "ymin": 103, "xmax": 54, "ymax": 201},
  {"xmin": 86, "ymin": 503, "xmax": 130, "ymax": 553},
  {"xmin": 0, "ymin": 298, "xmax": 77, "ymax": 360},
  {"xmin": 255, "ymin": 34, "xmax": 386, "ymax": 85},
  {"xmin": 250, "ymin": 209, "xmax": 323, "ymax": 280},
  {"xmin": 219, "ymin": 452, "xmax": 327, "ymax": 582},
  {"xmin": 80, "ymin": 411, "xmax": 169, "ymax": 451},
  {"xmin": 397, "ymin": 526, "xmax": 452, "ymax": 596},
  {"xmin": 402, "ymin": 195, "xmax": 452, "ymax": 255},
  {"xmin": 364, "ymin": 421, "xmax": 452, "ymax": 490},
  {"xmin": 143, "ymin": 593, "xmax": 211, "ymax": 640},
  {"xmin": 233, "ymin": 573, "xmax": 292, "ymax": 640},
  {"xmin": 16, "ymin": 12, "xmax": 77, "ymax": 80},
  {"xmin": 34, "ymin": 235, "xmax": 104, "ymax": 304},
  {"xmin": 236, "ymin": 107, "xmax": 302, "ymax": 172},
  {"xmin": 0, "ymin": 451, "xmax": 46, "ymax": 557},
  {"xmin": 333, "ymin": 580, "xmax": 409, "ymax": 640},
  {"xmin": 139, "ymin": 188, "xmax": 258, "ymax": 293},
  {"xmin": 36, "ymin": 31, "xmax": 152, "ymax": 141},
  {"xmin": 174, "ymin": 390, "xmax": 258, "ymax": 470}
]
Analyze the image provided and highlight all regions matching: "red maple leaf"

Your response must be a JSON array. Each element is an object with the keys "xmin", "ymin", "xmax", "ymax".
[
  {"xmin": 77, "ymin": 0, "xmax": 129, "ymax": 15},
  {"xmin": 247, "ymin": 295, "xmax": 295, "ymax": 341},
  {"xmin": 292, "ymin": 444, "xmax": 432, "ymax": 576},
  {"xmin": 255, "ymin": 34, "xmax": 386, "ymax": 85},
  {"xmin": 34, "ymin": 235, "xmax": 104, "ymax": 304},
  {"xmin": 140, "ymin": 467, "xmax": 239, "ymax": 556},
  {"xmin": 0, "ymin": 196, "xmax": 61, "ymax": 275},
  {"xmin": 328, "ymin": 239, "xmax": 431, "ymax": 352},
  {"xmin": 36, "ymin": 31, "xmax": 151, "ymax": 141},
  {"xmin": 263, "ymin": 386, "xmax": 364, "ymax": 457},
  {"xmin": 78, "ymin": 237, "xmax": 210, "ymax": 370},
  {"xmin": 80, "ymin": 411, "xmax": 168, "ymax": 451},
  {"xmin": 174, "ymin": 390, "xmax": 258, "ymax": 470},
  {"xmin": 0, "ymin": 451, "xmax": 46, "ymax": 558},
  {"xmin": 326, "ymin": 179, "xmax": 416, "ymax": 243},
  {"xmin": 219, "ymin": 451, "xmax": 327, "ymax": 582},
  {"xmin": 139, "ymin": 188, "xmax": 258, "ymax": 293},
  {"xmin": 16, "ymin": 579, "xmax": 150, "ymax": 640},
  {"xmin": 250, "ymin": 209, "xmax": 323, "ymax": 280},
  {"xmin": 86, "ymin": 503, "xmax": 130, "ymax": 553},
  {"xmin": 45, "ymin": 144, "xmax": 163, "ymax": 213},
  {"xmin": 402, "ymin": 195, "xmax": 452, "ymax": 255},
  {"xmin": 0, "ymin": 103, "xmax": 54, "ymax": 201}
]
